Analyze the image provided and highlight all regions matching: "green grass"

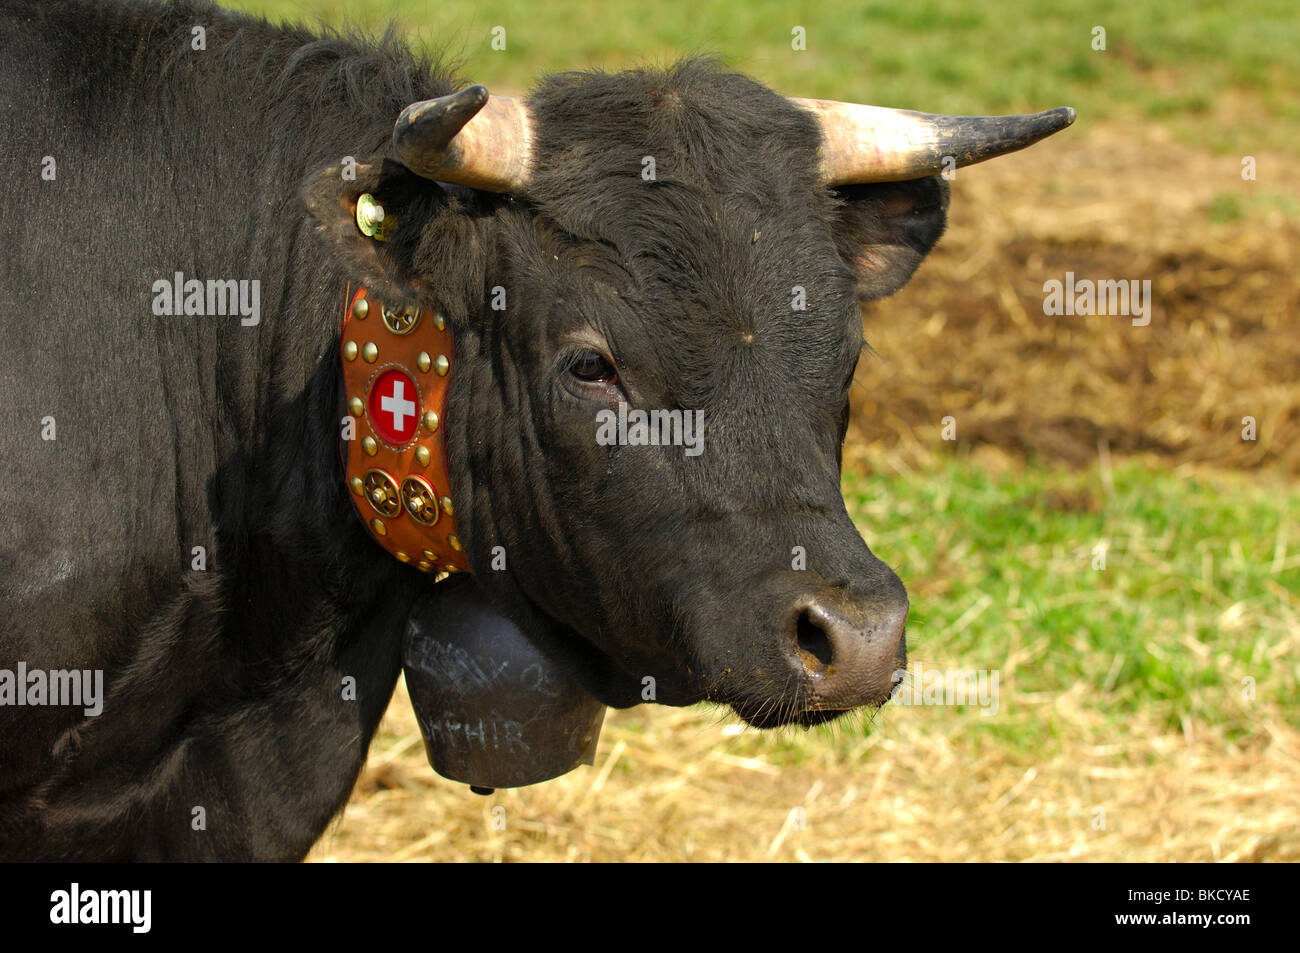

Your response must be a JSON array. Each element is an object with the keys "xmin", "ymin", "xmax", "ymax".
[
  {"xmin": 224, "ymin": 0, "xmax": 1300, "ymax": 152},
  {"xmin": 1207, "ymin": 187, "xmax": 1300, "ymax": 225},
  {"xmin": 838, "ymin": 457, "xmax": 1299, "ymax": 745}
]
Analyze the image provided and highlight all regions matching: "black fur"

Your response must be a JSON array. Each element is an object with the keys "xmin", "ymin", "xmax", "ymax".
[{"xmin": 0, "ymin": 0, "xmax": 947, "ymax": 859}]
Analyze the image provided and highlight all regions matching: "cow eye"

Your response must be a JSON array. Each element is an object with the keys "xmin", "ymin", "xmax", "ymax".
[{"xmin": 569, "ymin": 350, "xmax": 617, "ymax": 384}]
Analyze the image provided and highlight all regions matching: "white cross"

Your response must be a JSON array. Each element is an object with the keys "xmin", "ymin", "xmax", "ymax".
[{"xmin": 381, "ymin": 379, "xmax": 416, "ymax": 432}]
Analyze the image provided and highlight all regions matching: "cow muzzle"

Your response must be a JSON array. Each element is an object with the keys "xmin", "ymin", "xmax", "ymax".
[{"xmin": 788, "ymin": 589, "xmax": 909, "ymax": 714}]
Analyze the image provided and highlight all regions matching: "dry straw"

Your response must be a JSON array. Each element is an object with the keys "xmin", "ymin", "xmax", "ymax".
[{"xmin": 309, "ymin": 679, "xmax": 1299, "ymax": 862}]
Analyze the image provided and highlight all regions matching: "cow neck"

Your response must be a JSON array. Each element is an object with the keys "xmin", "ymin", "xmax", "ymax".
[{"xmin": 339, "ymin": 285, "xmax": 470, "ymax": 579}]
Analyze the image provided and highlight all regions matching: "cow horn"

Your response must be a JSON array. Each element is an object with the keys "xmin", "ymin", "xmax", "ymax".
[
  {"xmin": 790, "ymin": 99, "xmax": 1076, "ymax": 184},
  {"xmin": 393, "ymin": 86, "xmax": 533, "ymax": 193}
]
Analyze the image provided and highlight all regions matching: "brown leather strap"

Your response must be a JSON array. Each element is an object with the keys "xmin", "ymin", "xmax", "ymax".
[{"xmin": 340, "ymin": 286, "xmax": 469, "ymax": 578}]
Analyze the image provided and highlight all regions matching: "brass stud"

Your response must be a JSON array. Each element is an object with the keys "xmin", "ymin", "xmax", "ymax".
[
  {"xmin": 342, "ymin": 340, "xmax": 358, "ymax": 361},
  {"xmin": 434, "ymin": 354, "xmax": 450, "ymax": 376},
  {"xmin": 362, "ymin": 342, "xmax": 378, "ymax": 363},
  {"xmin": 370, "ymin": 517, "xmax": 387, "ymax": 536},
  {"xmin": 362, "ymin": 436, "xmax": 378, "ymax": 457},
  {"xmin": 395, "ymin": 551, "xmax": 410, "ymax": 563},
  {"xmin": 349, "ymin": 476, "xmax": 364, "ymax": 496},
  {"xmin": 422, "ymin": 410, "xmax": 439, "ymax": 433},
  {"xmin": 414, "ymin": 445, "xmax": 431, "ymax": 467},
  {"xmin": 433, "ymin": 312, "xmax": 446, "ymax": 332},
  {"xmin": 416, "ymin": 560, "xmax": 433, "ymax": 572},
  {"xmin": 362, "ymin": 469, "xmax": 401, "ymax": 517},
  {"xmin": 447, "ymin": 534, "xmax": 462, "ymax": 551},
  {"xmin": 348, "ymin": 396, "xmax": 364, "ymax": 418},
  {"xmin": 421, "ymin": 549, "xmax": 438, "ymax": 561},
  {"xmin": 417, "ymin": 352, "xmax": 432, "ymax": 373},
  {"xmin": 443, "ymin": 564, "xmax": 461, "ymax": 573},
  {"xmin": 440, "ymin": 495, "xmax": 454, "ymax": 516},
  {"xmin": 352, "ymin": 297, "xmax": 369, "ymax": 320}
]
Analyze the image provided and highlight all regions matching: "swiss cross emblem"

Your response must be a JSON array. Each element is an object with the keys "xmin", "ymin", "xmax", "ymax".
[{"xmin": 368, "ymin": 368, "xmax": 420, "ymax": 445}]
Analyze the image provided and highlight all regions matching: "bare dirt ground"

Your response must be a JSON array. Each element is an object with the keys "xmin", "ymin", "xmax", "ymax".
[
  {"xmin": 309, "ymin": 126, "xmax": 1300, "ymax": 862},
  {"xmin": 850, "ymin": 122, "xmax": 1299, "ymax": 474}
]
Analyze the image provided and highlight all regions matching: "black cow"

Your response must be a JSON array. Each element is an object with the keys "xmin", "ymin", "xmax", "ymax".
[{"xmin": 0, "ymin": 0, "xmax": 1072, "ymax": 859}]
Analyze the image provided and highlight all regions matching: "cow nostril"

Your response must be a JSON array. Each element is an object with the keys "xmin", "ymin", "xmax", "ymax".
[{"xmin": 795, "ymin": 609, "xmax": 834, "ymax": 676}]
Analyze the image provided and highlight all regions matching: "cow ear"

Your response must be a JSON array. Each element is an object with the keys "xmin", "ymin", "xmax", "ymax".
[
  {"xmin": 300, "ymin": 155, "xmax": 449, "ymax": 303},
  {"xmin": 829, "ymin": 175, "xmax": 950, "ymax": 302}
]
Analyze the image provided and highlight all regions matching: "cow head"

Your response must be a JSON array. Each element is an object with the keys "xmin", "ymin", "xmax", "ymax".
[{"xmin": 305, "ymin": 61, "xmax": 1072, "ymax": 728}]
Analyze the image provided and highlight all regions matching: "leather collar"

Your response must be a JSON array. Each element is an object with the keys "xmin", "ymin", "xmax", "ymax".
[{"xmin": 340, "ymin": 286, "xmax": 470, "ymax": 579}]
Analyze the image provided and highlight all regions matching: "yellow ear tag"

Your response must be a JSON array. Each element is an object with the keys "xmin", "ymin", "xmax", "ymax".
[{"xmin": 356, "ymin": 193, "xmax": 395, "ymax": 242}]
